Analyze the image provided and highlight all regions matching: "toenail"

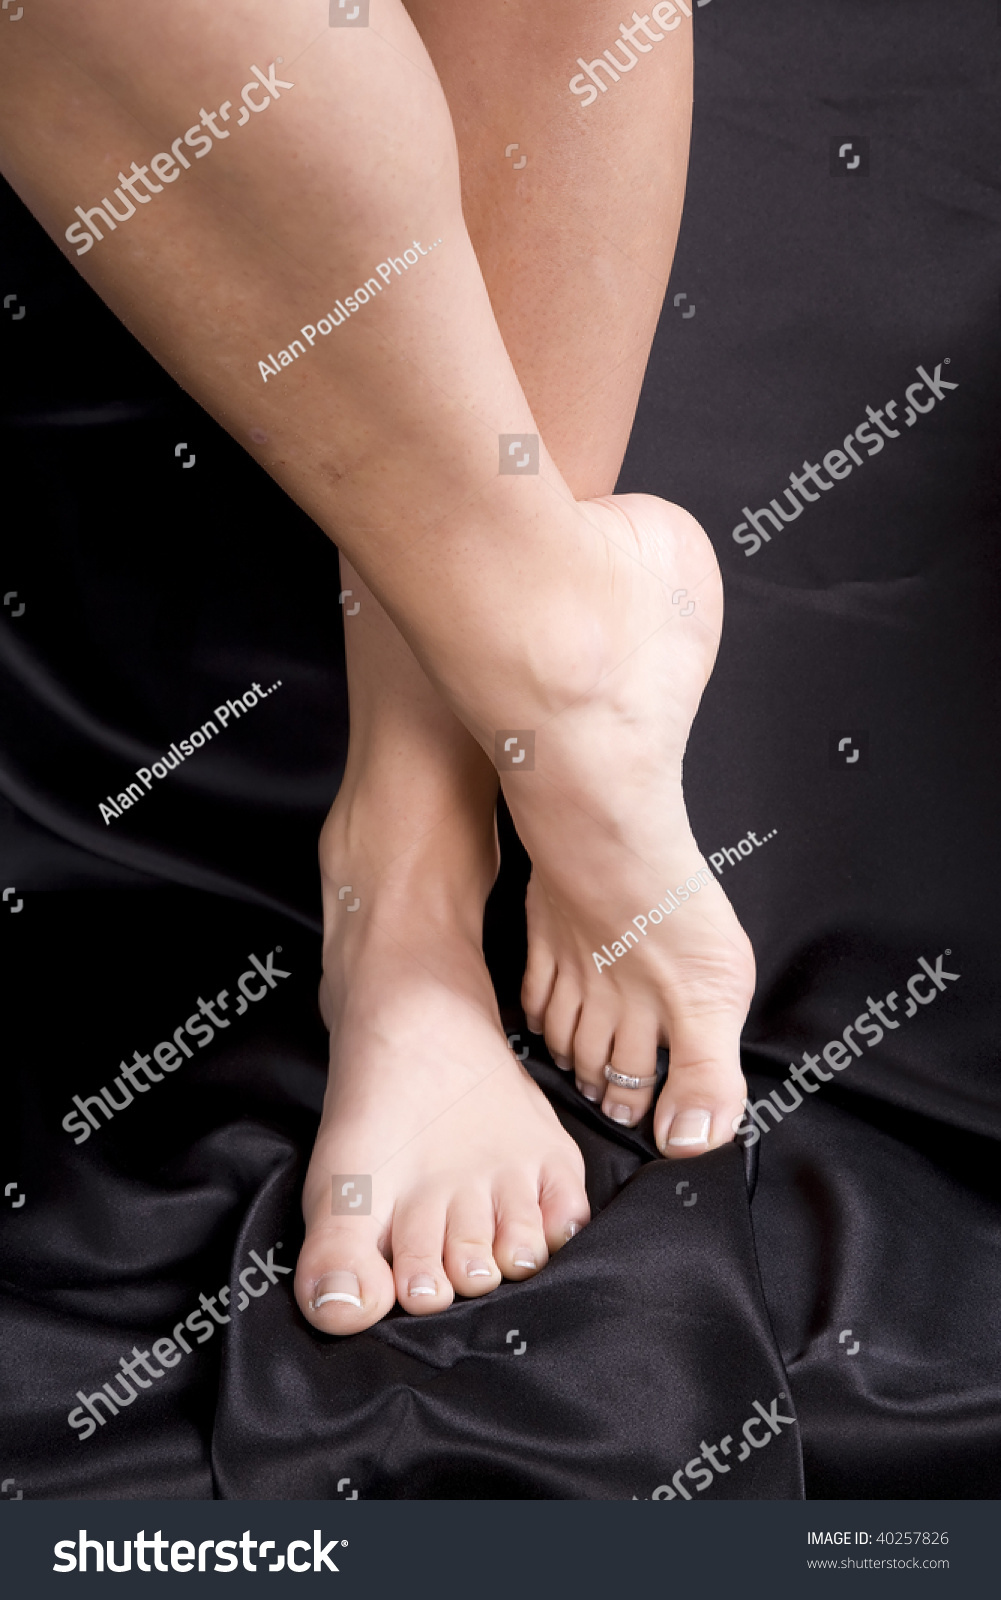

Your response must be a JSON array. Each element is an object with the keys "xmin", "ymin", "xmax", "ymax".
[
  {"xmin": 513, "ymin": 1249, "xmax": 538, "ymax": 1270},
  {"xmin": 311, "ymin": 1269, "xmax": 362, "ymax": 1310},
  {"xmin": 465, "ymin": 1259, "xmax": 494, "ymax": 1278},
  {"xmin": 667, "ymin": 1109, "xmax": 712, "ymax": 1147},
  {"xmin": 607, "ymin": 1103, "xmax": 633, "ymax": 1125},
  {"xmin": 576, "ymin": 1078, "xmax": 602, "ymax": 1102},
  {"xmin": 407, "ymin": 1272, "xmax": 438, "ymax": 1297},
  {"xmin": 564, "ymin": 1221, "xmax": 582, "ymax": 1242}
]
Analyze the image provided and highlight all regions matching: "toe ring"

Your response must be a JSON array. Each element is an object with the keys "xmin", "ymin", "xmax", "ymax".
[{"xmin": 603, "ymin": 1065, "xmax": 658, "ymax": 1090}]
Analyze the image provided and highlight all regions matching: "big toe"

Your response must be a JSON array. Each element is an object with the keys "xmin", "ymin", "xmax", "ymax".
[
  {"xmin": 653, "ymin": 1012, "xmax": 748, "ymax": 1159},
  {"xmin": 296, "ymin": 1219, "xmax": 397, "ymax": 1336}
]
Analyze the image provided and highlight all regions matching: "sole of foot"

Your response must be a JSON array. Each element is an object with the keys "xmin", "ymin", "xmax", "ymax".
[{"xmin": 508, "ymin": 493, "xmax": 754, "ymax": 1157}]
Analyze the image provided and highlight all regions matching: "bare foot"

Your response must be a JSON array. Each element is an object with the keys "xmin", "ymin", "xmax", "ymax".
[
  {"xmin": 513, "ymin": 493, "xmax": 754, "ymax": 1156},
  {"xmin": 295, "ymin": 816, "xmax": 590, "ymax": 1334}
]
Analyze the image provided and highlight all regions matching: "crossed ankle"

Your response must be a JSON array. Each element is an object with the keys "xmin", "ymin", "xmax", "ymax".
[
  {"xmin": 406, "ymin": 499, "xmax": 629, "ymax": 744},
  {"xmin": 319, "ymin": 797, "xmax": 498, "ymax": 919}
]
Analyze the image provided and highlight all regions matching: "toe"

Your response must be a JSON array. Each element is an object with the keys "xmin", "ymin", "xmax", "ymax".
[
  {"xmin": 492, "ymin": 1177, "xmax": 550, "ymax": 1280},
  {"xmin": 538, "ymin": 1161, "xmax": 591, "ymax": 1255},
  {"xmin": 296, "ymin": 1219, "xmax": 396, "ymax": 1336},
  {"xmin": 653, "ymin": 1011, "xmax": 748, "ymax": 1159},
  {"xmin": 570, "ymin": 1004, "xmax": 615, "ymax": 1105},
  {"xmin": 600, "ymin": 1012, "xmax": 660, "ymax": 1128},
  {"xmin": 543, "ymin": 969, "xmax": 582, "ymax": 1072},
  {"xmin": 391, "ymin": 1197, "xmax": 455, "ymax": 1315},
  {"xmin": 522, "ymin": 938, "xmax": 556, "ymax": 1036},
  {"xmin": 443, "ymin": 1194, "xmax": 502, "ymax": 1297}
]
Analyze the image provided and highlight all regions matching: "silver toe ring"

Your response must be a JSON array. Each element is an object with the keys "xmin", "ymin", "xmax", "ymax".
[{"xmin": 603, "ymin": 1065, "xmax": 658, "ymax": 1091}]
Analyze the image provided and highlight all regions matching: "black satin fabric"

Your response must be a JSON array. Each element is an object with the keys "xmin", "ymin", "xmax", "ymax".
[{"xmin": 1, "ymin": 0, "xmax": 999, "ymax": 1500}]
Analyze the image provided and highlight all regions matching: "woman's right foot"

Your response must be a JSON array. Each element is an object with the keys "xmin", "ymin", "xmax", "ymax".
[{"xmin": 504, "ymin": 493, "xmax": 755, "ymax": 1157}]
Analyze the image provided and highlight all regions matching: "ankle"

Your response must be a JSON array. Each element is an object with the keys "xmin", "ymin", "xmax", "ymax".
[
  {"xmin": 411, "ymin": 495, "xmax": 626, "ymax": 742},
  {"xmin": 319, "ymin": 783, "xmax": 499, "ymax": 919}
]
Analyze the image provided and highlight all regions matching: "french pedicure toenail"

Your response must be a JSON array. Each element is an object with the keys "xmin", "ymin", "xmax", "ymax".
[
  {"xmin": 608, "ymin": 1103, "xmax": 633, "ymax": 1125},
  {"xmin": 465, "ymin": 1259, "xmax": 494, "ymax": 1279},
  {"xmin": 564, "ymin": 1221, "xmax": 581, "ymax": 1242},
  {"xmin": 576, "ymin": 1079, "xmax": 601, "ymax": 1103},
  {"xmin": 407, "ymin": 1272, "xmax": 438, "ymax": 1297},
  {"xmin": 311, "ymin": 1270, "xmax": 362, "ymax": 1310},
  {"xmin": 668, "ymin": 1110, "xmax": 712, "ymax": 1147},
  {"xmin": 513, "ymin": 1250, "xmax": 538, "ymax": 1270}
]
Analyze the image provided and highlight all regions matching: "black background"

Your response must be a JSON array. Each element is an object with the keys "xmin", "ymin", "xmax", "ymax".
[{"xmin": 1, "ymin": 0, "xmax": 999, "ymax": 1502}]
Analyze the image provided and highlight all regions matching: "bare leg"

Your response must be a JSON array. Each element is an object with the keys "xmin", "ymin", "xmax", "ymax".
[
  {"xmin": 408, "ymin": 0, "xmax": 693, "ymax": 496},
  {"xmin": 0, "ymin": 2, "xmax": 682, "ymax": 703},
  {"xmin": 309, "ymin": 0, "xmax": 698, "ymax": 1325},
  {"xmin": 314, "ymin": 560, "xmax": 586, "ymax": 1326},
  {"xmin": 0, "ymin": 0, "xmax": 752, "ymax": 1333},
  {"xmin": 335, "ymin": 0, "xmax": 700, "ymax": 1071},
  {"xmin": 331, "ymin": 0, "xmax": 697, "ymax": 868}
]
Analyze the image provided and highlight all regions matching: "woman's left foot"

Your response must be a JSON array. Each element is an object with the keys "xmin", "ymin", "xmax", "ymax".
[{"xmin": 295, "ymin": 812, "xmax": 590, "ymax": 1335}]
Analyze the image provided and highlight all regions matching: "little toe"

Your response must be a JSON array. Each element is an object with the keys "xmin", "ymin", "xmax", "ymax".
[
  {"xmin": 391, "ymin": 1199, "xmax": 455, "ymax": 1315},
  {"xmin": 522, "ymin": 939, "xmax": 556, "ymax": 1036},
  {"xmin": 538, "ymin": 1163, "xmax": 591, "ymax": 1255}
]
